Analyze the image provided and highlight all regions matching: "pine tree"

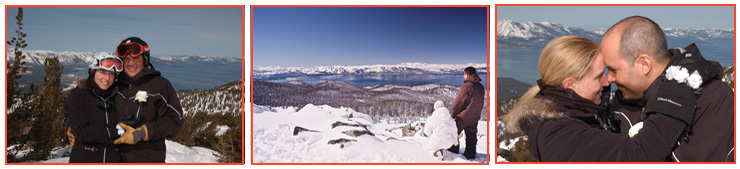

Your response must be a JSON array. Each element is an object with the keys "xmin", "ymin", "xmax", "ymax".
[
  {"xmin": 24, "ymin": 56, "xmax": 66, "ymax": 161},
  {"xmin": 6, "ymin": 7, "xmax": 29, "ymax": 111},
  {"xmin": 6, "ymin": 7, "xmax": 33, "ymax": 163}
]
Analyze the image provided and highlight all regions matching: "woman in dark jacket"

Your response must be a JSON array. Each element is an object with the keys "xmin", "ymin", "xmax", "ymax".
[
  {"xmin": 503, "ymin": 36, "xmax": 696, "ymax": 161},
  {"xmin": 63, "ymin": 52, "xmax": 124, "ymax": 163}
]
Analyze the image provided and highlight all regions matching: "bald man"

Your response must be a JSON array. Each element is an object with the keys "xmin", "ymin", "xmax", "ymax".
[{"xmin": 601, "ymin": 16, "xmax": 734, "ymax": 162}]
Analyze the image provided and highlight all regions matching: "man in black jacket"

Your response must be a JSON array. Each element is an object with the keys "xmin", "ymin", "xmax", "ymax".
[
  {"xmin": 113, "ymin": 37, "xmax": 183, "ymax": 163},
  {"xmin": 601, "ymin": 16, "xmax": 734, "ymax": 162}
]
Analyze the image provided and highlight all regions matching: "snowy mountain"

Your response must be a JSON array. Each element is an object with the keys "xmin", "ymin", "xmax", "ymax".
[
  {"xmin": 6, "ymin": 49, "xmax": 240, "ymax": 67},
  {"xmin": 497, "ymin": 20, "xmax": 733, "ymax": 48},
  {"xmin": 6, "ymin": 49, "xmax": 241, "ymax": 92},
  {"xmin": 254, "ymin": 62, "xmax": 487, "ymax": 80},
  {"xmin": 253, "ymin": 104, "xmax": 488, "ymax": 163},
  {"xmin": 497, "ymin": 20, "xmax": 603, "ymax": 48}
]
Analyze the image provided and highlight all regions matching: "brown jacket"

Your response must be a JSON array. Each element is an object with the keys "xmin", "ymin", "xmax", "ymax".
[
  {"xmin": 505, "ymin": 94, "xmax": 687, "ymax": 162},
  {"xmin": 610, "ymin": 44, "xmax": 735, "ymax": 162},
  {"xmin": 115, "ymin": 68, "xmax": 183, "ymax": 163},
  {"xmin": 451, "ymin": 73, "xmax": 485, "ymax": 122}
]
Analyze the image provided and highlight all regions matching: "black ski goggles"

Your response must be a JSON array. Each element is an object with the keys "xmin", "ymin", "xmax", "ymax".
[{"xmin": 116, "ymin": 42, "xmax": 149, "ymax": 58}]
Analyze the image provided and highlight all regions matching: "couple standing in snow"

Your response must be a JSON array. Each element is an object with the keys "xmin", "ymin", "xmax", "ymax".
[
  {"xmin": 423, "ymin": 67, "xmax": 485, "ymax": 160},
  {"xmin": 63, "ymin": 37, "xmax": 184, "ymax": 163},
  {"xmin": 503, "ymin": 16, "xmax": 734, "ymax": 162}
]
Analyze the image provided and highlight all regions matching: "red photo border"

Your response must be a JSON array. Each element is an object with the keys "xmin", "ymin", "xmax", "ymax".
[
  {"xmin": 494, "ymin": 4, "xmax": 736, "ymax": 164},
  {"xmin": 249, "ymin": 5, "xmax": 491, "ymax": 165},
  {"xmin": 3, "ymin": 5, "xmax": 246, "ymax": 165}
]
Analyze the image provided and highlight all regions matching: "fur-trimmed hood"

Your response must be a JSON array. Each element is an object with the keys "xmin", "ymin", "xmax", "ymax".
[{"xmin": 503, "ymin": 97, "xmax": 565, "ymax": 134}]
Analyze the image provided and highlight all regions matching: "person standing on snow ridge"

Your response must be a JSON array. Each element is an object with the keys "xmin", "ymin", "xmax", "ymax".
[
  {"xmin": 448, "ymin": 67, "xmax": 485, "ymax": 160},
  {"xmin": 422, "ymin": 100, "xmax": 459, "ymax": 159},
  {"xmin": 64, "ymin": 52, "xmax": 124, "ymax": 163},
  {"xmin": 112, "ymin": 37, "xmax": 183, "ymax": 163}
]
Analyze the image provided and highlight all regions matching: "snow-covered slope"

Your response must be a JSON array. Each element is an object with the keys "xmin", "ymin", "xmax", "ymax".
[
  {"xmin": 178, "ymin": 80, "xmax": 243, "ymax": 116},
  {"xmin": 23, "ymin": 140, "xmax": 219, "ymax": 163},
  {"xmin": 254, "ymin": 62, "xmax": 487, "ymax": 79},
  {"xmin": 253, "ymin": 104, "xmax": 488, "ymax": 163}
]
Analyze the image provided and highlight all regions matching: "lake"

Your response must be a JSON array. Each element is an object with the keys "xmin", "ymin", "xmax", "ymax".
[
  {"xmin": 77, "ymin": 62, "xmax": 243, "ymax": 90},
  {"xmin": 497, "ymin": 39, "xmax": 735, "ymax": 85},
  {"xmin": 255, "ymin": 74, "xmax": 488, "ymax": 88}
]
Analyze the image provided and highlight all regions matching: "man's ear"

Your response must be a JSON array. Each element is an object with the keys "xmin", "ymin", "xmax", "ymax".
[
  {"xmin": 562, "ymin": 77, "xmax": 576, "ymax": 89},
  {"xmin": 634, "ymin": 54, "xmax": 653, "ymax": 76}
]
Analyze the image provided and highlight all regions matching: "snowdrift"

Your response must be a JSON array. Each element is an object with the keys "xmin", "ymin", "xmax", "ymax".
[{"xmin": 253, "ymin": 104, "xmax": 488, "ymax": 163}]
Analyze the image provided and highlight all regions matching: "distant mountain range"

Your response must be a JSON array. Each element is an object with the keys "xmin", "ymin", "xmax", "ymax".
[
  {"xmin": 497, "ymin": 20, "xmax": 734, "ymax": 48},
  {"xmin": 6, "ymin": 49, "xmax": 241, "ymax": 92},
  {"xmin": 6, "ymin": 49, "xmax": 241, "ymax": 67},
  {"xmin": 253, "ymin": 62, "xmax": 487, "ymax": 80}
]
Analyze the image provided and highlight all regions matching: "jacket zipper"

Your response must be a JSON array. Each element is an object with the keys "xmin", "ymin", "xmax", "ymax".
[{"xmin": 104, "ymin": 100, "xmax": 111, "ymax": 163}]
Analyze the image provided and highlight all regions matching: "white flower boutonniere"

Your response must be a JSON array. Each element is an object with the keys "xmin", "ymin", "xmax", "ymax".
[
  {"xmin": 665, "ymin": 65, "xmax": 703, "ymax": 90},
  {"xmin": 628, "ymin": 122, "xmax": 644, "ymax": 138},
  {"xmin": 135, "ymin": 90, "xmax": 148, "ymax": 104},
  {"xmin": 116, "ymin": 124, "xmax": 125, "ymax": 135}
]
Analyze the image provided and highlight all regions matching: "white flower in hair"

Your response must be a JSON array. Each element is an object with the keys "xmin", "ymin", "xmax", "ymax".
[
  {"xmin": 628, "ymin": 122, "xmax": 644, "ymax": 138},
  {"xmin": 135, "ymin": 90, "xmax": 148, "ymax": 103}
]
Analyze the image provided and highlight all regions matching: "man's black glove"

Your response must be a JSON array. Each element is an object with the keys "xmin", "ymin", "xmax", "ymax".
[{"xmin": 121, "ymin": 114, "xmax": 146, "ymax": 129}]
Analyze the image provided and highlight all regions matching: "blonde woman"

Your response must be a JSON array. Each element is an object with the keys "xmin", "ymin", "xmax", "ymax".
[{"xmin": 503, "ymin": 36, "xmax": 694, "ymax": 161}]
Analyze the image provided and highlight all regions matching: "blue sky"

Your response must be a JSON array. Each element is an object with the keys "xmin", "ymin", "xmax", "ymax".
[
  {"xmin": 497, "ymin": 6, "xmax": 734, "ymax": 30},
  {"xmin": 5, "ymin": 7, "xmax": 242, "ymax": 57},
  {"xmin": 252, "ymin": 7, "xmax": 488, "ymax": 68}
]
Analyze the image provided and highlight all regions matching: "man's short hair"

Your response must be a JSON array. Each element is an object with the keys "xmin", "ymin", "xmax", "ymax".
[
  {"xmin": 464, "ymin": 67, "xmax": 477, "ymax": 75},
  {"xmin": 605, "ymin": 16, "xmax": 669, "ymax": 64}
]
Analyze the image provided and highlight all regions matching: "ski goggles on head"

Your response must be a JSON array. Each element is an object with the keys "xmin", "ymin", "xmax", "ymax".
[
  {"xmin": 97, "ymin": 58, "xmax": 123, "ymax": 73},
  {"xmin": 116, "ymin": 42, "xmax": 149, "ymax": 58}
]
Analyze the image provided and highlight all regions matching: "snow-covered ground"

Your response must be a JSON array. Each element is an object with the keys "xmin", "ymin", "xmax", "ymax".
[
  {"xmin": 19, "ymin": 140, "xmax": 219, "ymax": 163},
  {"xmin": 253, "ymin": 104, "xmax": 488, "ymax": 163}
]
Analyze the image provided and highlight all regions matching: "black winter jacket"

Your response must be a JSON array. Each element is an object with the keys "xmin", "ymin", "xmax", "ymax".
[
  {"xmin": 504, "ymin": 81, "xmax": 687, "ymax": 161},
  {"xmin": 115, "ymin": 68, "xmax": 183, "ymax": 163},
  {"xmin": 63, "ymin": 78, "xmax": 122, "ymax": 163},
  {"xmin": 610, "ymin": 44, "xmax": 735, "ymax": 162}
]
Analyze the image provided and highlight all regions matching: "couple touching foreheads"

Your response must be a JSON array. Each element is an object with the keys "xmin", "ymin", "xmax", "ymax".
[{"xmin": 504, "ymin": 16, "xmax": 734, "ymax": 162}]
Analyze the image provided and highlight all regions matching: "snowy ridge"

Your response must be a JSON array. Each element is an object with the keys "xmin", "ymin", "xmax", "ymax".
[
  {"xmin": 363, "ymin": 83, "xmax": 454, "ymax": 92},
  {"xmin": 497, "ymin": 20, "xmax": 733, "ymax": 48},
  {"xmin": 496, "ymin": 20, "xmax": 602, "ymax": 48},
  {"xmin": 253, "ymin": 104, "xmax": 488, "ymax": 163},
  {"xmin": 178, "ymin": 80, "xmax": 242, "ymax": 116},
  {"xmin": 254, "ymin": 62, "xmax": 487, "ymax": 79},
  {"xmin": 6, "ymin": 49, "xmax": 240, "ymax": 67}
]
